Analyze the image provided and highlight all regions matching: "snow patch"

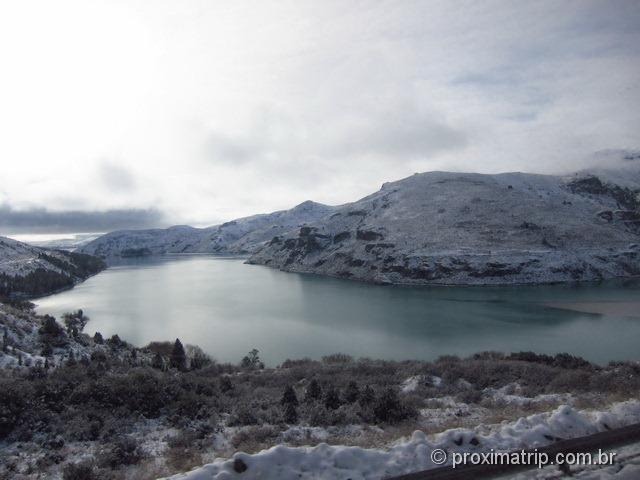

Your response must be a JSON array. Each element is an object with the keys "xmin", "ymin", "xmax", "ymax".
[{"xmin": 164, "ymin": 400, "xmax": 640, "ymax": 480}]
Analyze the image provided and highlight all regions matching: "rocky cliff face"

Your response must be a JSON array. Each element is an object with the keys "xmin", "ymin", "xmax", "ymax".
[
  {"xmin": 248, "ymin": 168, "xmax": 640, "ymax": 285},
  {"xmin": 0, "ymin": 236, "xmax": 106, "ymax": 297},
  {"xmin": 80, "ymin": 201, "xmax": 335, "ymax": 260}
]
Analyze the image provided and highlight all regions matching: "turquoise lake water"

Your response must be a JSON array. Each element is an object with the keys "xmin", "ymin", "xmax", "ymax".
[{"xmin": 34, "ymin": 255, "xmax": 640, "ymax": 366}]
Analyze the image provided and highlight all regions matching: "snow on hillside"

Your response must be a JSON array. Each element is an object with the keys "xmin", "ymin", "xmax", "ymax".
[
  {"xmin": 80, "ymin": 201, "xmax": 335, "ymax": 260},
  {"xmin": 0, "ymin": 235, "xmax": 46, "ymax": 277},
  {"xmin": 248, "ymin": 165, "xmax": 640, "ymax": 285},
  {"xmin": 0, "ymin": 236, "xmax": 106, "ymax": 297},
  {"xmin": 0, "ymin": 302, "xmax": 96, "ymax": 368},
  {"xmin": 166, "ymin": 400, "xmax": 640, "ymax": 480}
]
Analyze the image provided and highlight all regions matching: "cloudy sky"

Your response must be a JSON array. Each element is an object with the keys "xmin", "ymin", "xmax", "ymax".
[{"xmin": 1, "ymin": 0, "xmax": 639, "ymax": 233}]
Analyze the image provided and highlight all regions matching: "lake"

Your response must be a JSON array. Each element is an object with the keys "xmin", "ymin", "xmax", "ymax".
[{"xmin": 34, "ymin": 255, "xmax": 640, "ymax": 366}]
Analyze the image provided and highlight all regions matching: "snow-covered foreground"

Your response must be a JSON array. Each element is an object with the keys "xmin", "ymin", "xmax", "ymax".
[{"xmin": 167, "ymin": 400, "xmax": 640, "ymax": 480}]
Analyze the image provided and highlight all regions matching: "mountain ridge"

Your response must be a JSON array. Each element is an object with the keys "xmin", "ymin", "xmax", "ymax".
[
  {"xmin": 80, "ymin": 200, "xmax": 336, "ymax": 259},
  {"xmin": 247, "ymin": 166, "xmax": 640, "ymax": 285},
  {"xmin": 0, "ymin": 236, "xmax": 106, "ymax": 297}
]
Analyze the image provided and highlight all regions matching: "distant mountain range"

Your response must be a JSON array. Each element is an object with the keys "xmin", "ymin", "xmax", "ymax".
[
  {"xmin": 78, "ymin": 159, "xmax": 640, "ymax": 285},
  {"xmin": 0, "ymin": 236, "xmax": 105, "ymax": 298},
  {"xmin": 80, "ymin": 200, "xmax": 334, "ymax": 258}
]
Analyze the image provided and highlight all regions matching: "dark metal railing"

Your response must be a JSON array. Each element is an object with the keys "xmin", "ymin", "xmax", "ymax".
[{"xmin": 386, "ymin": 422, "xmax": 640, "ymax": 480}]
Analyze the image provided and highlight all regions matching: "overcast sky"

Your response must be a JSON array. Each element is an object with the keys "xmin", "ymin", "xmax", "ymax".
[{"xmin": 1, "ymin": 0, "xmax": 639, "ymax": 233}]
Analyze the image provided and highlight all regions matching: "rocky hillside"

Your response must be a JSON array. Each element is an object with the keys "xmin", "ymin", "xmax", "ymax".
[
  {"xmin": 80, "ymin": 201, "xmax": 334, "ymax": 260},
  {"xmin": 248, "ymin": 166, "xmax": 640, "ymax": 285},
  {"xmin": 0, "ymin": 236, "xmax": 106, "ymax": 298}
]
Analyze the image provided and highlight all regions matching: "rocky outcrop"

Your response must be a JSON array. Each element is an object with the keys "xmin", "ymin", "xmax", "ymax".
[{"xmin": 248, "ymin": 168, "xmax": 640, "ymax": 285}]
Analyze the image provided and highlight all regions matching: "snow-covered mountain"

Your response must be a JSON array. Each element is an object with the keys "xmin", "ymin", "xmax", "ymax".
[
  {"xmin": 80, "ymin": 201, "xmax": 335, "ymax": 259},
  {"xmin": 248, "ymin": 165, "xmax": 640, "ymax": 285},
  {"xmin": 0, "ymin": 236, "xmax": 106, "ymax": 297}
]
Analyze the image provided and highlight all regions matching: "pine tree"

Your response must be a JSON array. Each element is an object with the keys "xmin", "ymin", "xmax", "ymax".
[
  {"xmin": 373, "ymin": 388, "xmax": 405, "ymax": 423},
  {"xmin": 324, "ymin": 385, "xmax": 341, "ymax": 410},
  {"xmin": 240, "ymin": 348, "xmax": 263, "ymax": 370},
  {"xmin": 281, "ymin": 385, "xmax": 299, "ymax": 406},
  {"xmin": 152, "ymin": 352, "xmax": 164, "ymax": 370},
  {"xmin": 93, "ymin": 332, "xmax": 104, "ymax": 344},
  {"xmin": 63, "ymin": 310, "xmax": 89, "ymax": 338},
  {"xmin": 283, "ymin": 403, "xmax": 298, "ymax": 424},
  {"xmin": 344, "ymin": 381, "xmax": 360, "ymax": 403},
  {"xmin": 220, "ymin": 376, "xmax": 233, "ymax": 392},
  {"xmin": 107, "ymin": 334, "xmax": 122, "ymax": 349},
  {"xmin": 359, "ymin": 385, "xmax": 375, "ymax": 406},
  {"xmin": 305, "ymin": 379, "xmax": 322, "ymax": 402},
  {"xmin": 41, "ymin": 343, "xmax": 53, "ymax": 357},
  {"xmin": 2, "ymin": 327, "xmax": 8, "ymax": 352},
  {"xmin": 67, "ymin": 350, "xmax": 76, "ymax": 366},
  {"xmin": 170, "ymin": 338, "xmax": 187, "ymax": 371},
  {"xmin": 18, "ymin": 353, "xmax": 23, "ymax": 366},
  {"xmin": 44, "ymin": 357, "xmax": 50, "ymax": 370}
]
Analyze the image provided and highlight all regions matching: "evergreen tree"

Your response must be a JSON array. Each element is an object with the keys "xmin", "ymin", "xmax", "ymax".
[
  {"xmin": 152, "ymin": 352, "xmax": 165, "ymax": 370},
  {"xmin": 93, "ymin": 332, "xmax": 104, "ymax": 344},
  {"xmin": 170, "ymin": 338, "xmax": 187, "ymax": 371},
  {"xmin": 63, "ymin": 310, "xmax": 89, "ymax": 338},
  {"xmin": 220, "ymin": 376, "xmax": 233, "ymax": 392},
  {"xmin": 188, "ymin": 345, "xmax": 212, "ymax": 370},
  {"xmin": 305, "ymin": 379, "xmax": 322, "ymax": 402},
  {"xmin": 359, "ymin": 385, "xmax": 375, "ymax": 406},
  {"xmin": 281, "ymin": 385, "xmax": 299, "ymax": 406},
  {"xmin": 67, "ymin": 350, "xmax": 76, "ymax": 366},
  {"xmin": 107, "ymin": 334, "xmax": 122, "ymax": 349},
  {"xmin": 324, "ymin": 385, "xmax": 341, "ymax": 410},
  {"xmin": 18, "ymin": 353, "xmax": 23, "ymax": 366},
  {"xmin": 373, "ymin": 388, "xmax": 406, "ymax": 423},
  {"xmin": 44, "ymin": 357, "xmax": 50, "ymax": 370},
  {"xmin": 344, "ymin": 381, "xmax": 360, "ymax": 403},
  {"xmin": 283, "ymin": 403, "xmax": 298, "ymax": 424},
  {"xmin": 41, "ymin": 343, "xmax": 53, "ymax": 357},
  {"xmin": 2, "ymin": 327, "xmax": 8, "ymax": 352},
  {"xmin": 240, "ymin": 348, "xmax": 264, "ymax": 370},
  {"xmin": 40, "ymin": 315, "xmax": 63, "ymax": 337}
]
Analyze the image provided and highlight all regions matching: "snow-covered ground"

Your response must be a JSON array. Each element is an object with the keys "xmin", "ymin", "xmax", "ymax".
[
  {"xmin": 166, "ymin": 400, "xmax": 640, "ymax": 480},
  {"xmin": 3, "ymin": 302, "xmax": 639, "ymax": 479}
]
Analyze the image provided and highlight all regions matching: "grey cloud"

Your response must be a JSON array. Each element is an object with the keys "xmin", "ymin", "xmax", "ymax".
[
  {"xmin": 330, "ymin": 109, "xmax": 468, "ymax": 159},
  {"xmin": 0, "ymin": 205, "xmax": 165, "ymax": 234},
  {"xmin": 204, "ymin": 105, "xmax": 468, "ymax": 167},
  {"xmin": 99, "ymin": 162, "xmax": 137, "ymax": 192},
  {"xmin": 204, "ymin": 133, "xmax": 257, "ymax": 164}
]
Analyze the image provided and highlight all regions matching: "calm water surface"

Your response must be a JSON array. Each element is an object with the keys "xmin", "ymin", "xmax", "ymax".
[{"xmin": 34, "ymin": 255, "xmax": 640, "ymax": 366}]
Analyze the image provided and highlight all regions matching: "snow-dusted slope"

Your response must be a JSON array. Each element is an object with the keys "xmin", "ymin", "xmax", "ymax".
[
  {"xmin": 80, "ymin": 201, "xmax": 335, "ymax": 259},
  {"xmin": 248, "ymin": 167, "xmax": 640, "ymax": 285},
  {"xmin": 166, "ymin": 400, "xmax": 640, "ymax": 480},
  {"xmin": 0, "ymin": 236, "xmax": 105, "ymax": 297}
]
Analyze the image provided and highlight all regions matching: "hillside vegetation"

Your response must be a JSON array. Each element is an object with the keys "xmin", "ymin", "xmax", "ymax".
[{"xmin": 0, "ymin": 236, "xmax": 105, "ymax": 298}]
